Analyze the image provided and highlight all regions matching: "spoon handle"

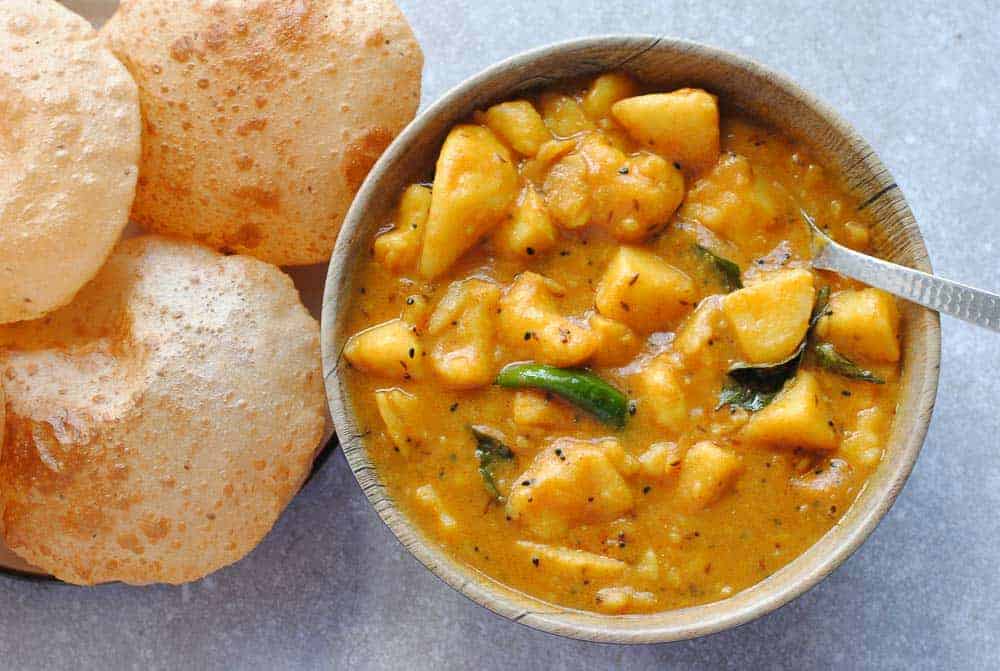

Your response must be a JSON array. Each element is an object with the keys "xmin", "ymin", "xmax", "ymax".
[{"xmin": 814, "ymin": 244, "xmax": 1000, "ymax": 332}]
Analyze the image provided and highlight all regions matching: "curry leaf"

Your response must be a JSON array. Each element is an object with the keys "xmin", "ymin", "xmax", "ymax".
[
  {"xmin": 728, "ymin": 340, "xmax": 806, "ymax": 377},
  {"xmin": 717, "ymin": 342, "xmax": 805, "ymax": 412},
  {"xmin": 810, "ymin": 285, "xmax": 831, "ymax": 329},
  {"xmin": 811, "ymin": 342, "xmax": 885, "ymax": 384},
  {"xmin": 716, "ymin": 383, "xmax": 779, "ymax": 412},
  {"xmin": 694, "ymin": 244, "xmax": 743, "ymax": 292},
  {"xmin": 470, "ymin": 425, "xmax": 514, "ymax": 502}
]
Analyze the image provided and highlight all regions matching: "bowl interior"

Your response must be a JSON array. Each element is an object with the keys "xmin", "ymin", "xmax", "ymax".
[{"xmin": 321, "ymin": 36, "xmax": 941, "ymax": 643}]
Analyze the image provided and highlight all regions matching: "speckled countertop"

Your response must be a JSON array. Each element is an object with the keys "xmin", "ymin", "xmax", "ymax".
[{"xmin": 4, "ymin": 1, "xmax": 999, "ymax": 669}]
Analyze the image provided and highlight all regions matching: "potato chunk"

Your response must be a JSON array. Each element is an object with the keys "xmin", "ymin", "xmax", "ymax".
[
  {"xmin": 595, "ymin": 247, "xmax": 696, "ymax": 333},
  {"xmin": 482, "ymin": 100, "xmax": 551, "ymax": 157},
  {"xmin": 401, "ymin": 293, "xmax": 431, "ymax": 330},
  {"xmin": 583, "ymin": 73, "xmax": 639, "ymax": 120},
  {"xmin": 588, "ymin": 314, "xmax": 643, "ymax": 366},
  {"xmin": 594, "ymin": 585, "xmax": 657, "ymax": 614},
  {"xmin": 723, "ymin": 269, "xmax": 815, "ymax": 364},
  {"xmin": 815, "ymin": 288, "xmax": 900, "ymax": 362},
  {"xmin": 541, "ymin": 135, "xmax": 684, "ymax": 241},
  {"xmin": 539, "ymin": 93, "xmax": 596, "ymax": 137},
  {"xmin": 516, "ymin": 541, "xmax": 627, "ymax": 577},
  {"xmin": 344, "ymin": 319, "xmax": 425, "ymax": 381},
  {"xmin": 740, "ymin": 371, "xmax": 837, "ymax": 451},
  {"xmin": 414, "ymin": 484, "xmax": 457, "ymax": 532},
  {"xmin": 631, "ymin": 355, "xmax": 687, "ymax": 430},
  {"xmin": 425, "ymin": 279, "xmax": 501, "ymax": 388},
  {"xmin": 512, "ymin": 390, "xmax": 573, "ymax": 428},
  {"xmin": 521, "ymin": 138, "xmax": 576, "ymax": 185},
  {"xmin": 674, "ymin": 295, "xmax": 722, "ymax": 361},
  {"xmin": 678, "ymin": 153, "xmax": 782, "ymax": 241},
  {"xmin": 540, "ymin": 152, "xmax": 591, "ymax": 230},
  {"xmin": 419, "ymin": 125, "xmax": 519, "ymax": 278},
  {"xmin": 611, "ymin": 88, "xmax": 720, "ymax": 174},
  {"xmin": 507, "ymin": 437, "xmax": 633, "ymax": 539},
  {"xmin": 637, "ymin": 441, "xmax": 684, "ymax": 479},
  {"xmin": 374, "ymin": 388, "xmax": 427, "ymax": 457},
  {"xmin": 840, "ymin": 406, "xmax": 889, "ymax": 467},
  {"xmin": 580, "ymin": 135, "xmax": 686, "ymax": 241},
  {"xmin": 790, "ymin": 457, "xmax": 853, "ymax": 502},
  {"xmin": 675, "ymin": 441, "xmax": 743, "ymax": 511},
  {"xmin": 633, "ymin": 548, "xmax": 660, "ymax": 580},
  {"xmin": 499, "ymin": 272, "xmax": 598, "ymax": 367},
  {"xmin": 493, "ymin": 187, "xmax": 558, "ymax": 259},
  {"xmin": 373, "ymin": 184, "xmax": 431, "ymax": 273}
]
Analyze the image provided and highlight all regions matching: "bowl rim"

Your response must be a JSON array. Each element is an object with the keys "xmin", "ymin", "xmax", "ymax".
[{"xmin": 321, "ymin": 34, "xmax": 941, "ymax": 643}]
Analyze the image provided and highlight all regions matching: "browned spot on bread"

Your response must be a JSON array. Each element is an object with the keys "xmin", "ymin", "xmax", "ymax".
[
  {"xmin": 235, "ymin": 154, "xmax": 254, "ymax": 171},
  {"xmin": 232, "ymin": 186, "xmax": 280, "ymax": 212},
  {"xmin": 169, "ymin": 35, "xmax": 195, "ymax": 62},
  {"xmin": 204, "ymin": 22, "xmax": 228, "ymax": 51},
  {"xmin": 270, "ymin": 0, "xmax": 314, "ymax": 48},
  {"xmin": 2, "ymin": 414, "xmax": 114, "ymax": 544},
  {"xmin": 236, "ymin": 118, "xmax": 268, "ymax": 136},
  {"xmin": 161, "ymin": 179, "xmax": 192, "ymax": 198},
  {"xmin": 139, "ymin": 515, "xmax": 171, "ymax": 543},
  {"xmin": 225, "ymin": 222, "xmax": 265, "ymax": 249},
  {"xmin": 236, "ymin": 49, "xmax": 272, "ymax": 79},
  {"xmin": 117, "ymin": 533, "xmax": 145, "ymax": 555},
  {"xmin": 342, "ymin": 127, "xmax": 394, "ymax": 191}
]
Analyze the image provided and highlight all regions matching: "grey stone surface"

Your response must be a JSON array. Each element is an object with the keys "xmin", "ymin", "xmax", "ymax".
[{"xmin": 5, "ymin": 1, "xmax": 999, "ymax": 669}]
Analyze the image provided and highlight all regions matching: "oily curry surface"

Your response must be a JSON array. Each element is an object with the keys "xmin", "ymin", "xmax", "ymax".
[{"xmin": 341, "ymin": 73, "xmax": 902, "ymax": 614}]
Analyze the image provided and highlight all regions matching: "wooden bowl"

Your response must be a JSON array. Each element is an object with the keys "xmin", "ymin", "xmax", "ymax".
[{"xmin": 321, "ymin": 36, "xmax": 941, "ymax": 643}]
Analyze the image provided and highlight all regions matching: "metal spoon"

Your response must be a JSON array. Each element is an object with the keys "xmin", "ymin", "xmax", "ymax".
[{"xmin": 801, "ymin": 211, "xmax": 1000, "ymax": 331}]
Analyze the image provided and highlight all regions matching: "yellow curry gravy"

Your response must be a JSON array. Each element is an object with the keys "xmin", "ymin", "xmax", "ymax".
[{"xmin": 342, "ymin": 73, "xmax": 902, "ymax": 614}]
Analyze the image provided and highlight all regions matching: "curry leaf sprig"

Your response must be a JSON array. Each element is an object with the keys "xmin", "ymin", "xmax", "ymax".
[{"xmin": 470, "ymin": 426, "xmax": 514, "ymax": 502}]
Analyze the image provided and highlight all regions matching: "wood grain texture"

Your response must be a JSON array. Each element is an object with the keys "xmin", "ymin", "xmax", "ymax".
[{"xmin": 321, "ymin": 36, "xmax": 941, "ymax": 643}]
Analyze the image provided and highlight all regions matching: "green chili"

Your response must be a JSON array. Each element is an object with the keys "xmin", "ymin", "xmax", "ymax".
[{"xmin": 495, "ymin": 363, "xmax": 629, "ymax": 428}]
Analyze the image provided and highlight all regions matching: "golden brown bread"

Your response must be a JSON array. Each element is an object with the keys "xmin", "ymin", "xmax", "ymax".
[
  {"xmin": 0, "ymin": 236, "xmax": 326, "ymax": 584},
  {"xmin": 0, "ymin": 0, "xmax": 140, "ymax": 323},
  {"xmin": 101, "ymin": 0, "xmax": 423, "ymax": 265}
]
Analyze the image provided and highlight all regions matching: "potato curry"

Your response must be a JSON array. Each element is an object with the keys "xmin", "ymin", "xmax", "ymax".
[{"xmin": 341, "ymin": 73, "xmax": 902, "ymax": 614}]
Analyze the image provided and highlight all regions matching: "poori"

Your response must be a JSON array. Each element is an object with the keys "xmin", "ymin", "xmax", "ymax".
[
  {"xmin": 101, "ymin": 0, "xmax": 423, "ymax": 266},
  {"xmin": 0, "ymin": 0, "xmax": 140, "ymax": 323},
  {"xmin": 0, "ymin": 235, "xmax": 325, "ymax": 585},
  {"xmin": 341, "ymin": 73, "xmax": 904, "ymax": 614}
]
